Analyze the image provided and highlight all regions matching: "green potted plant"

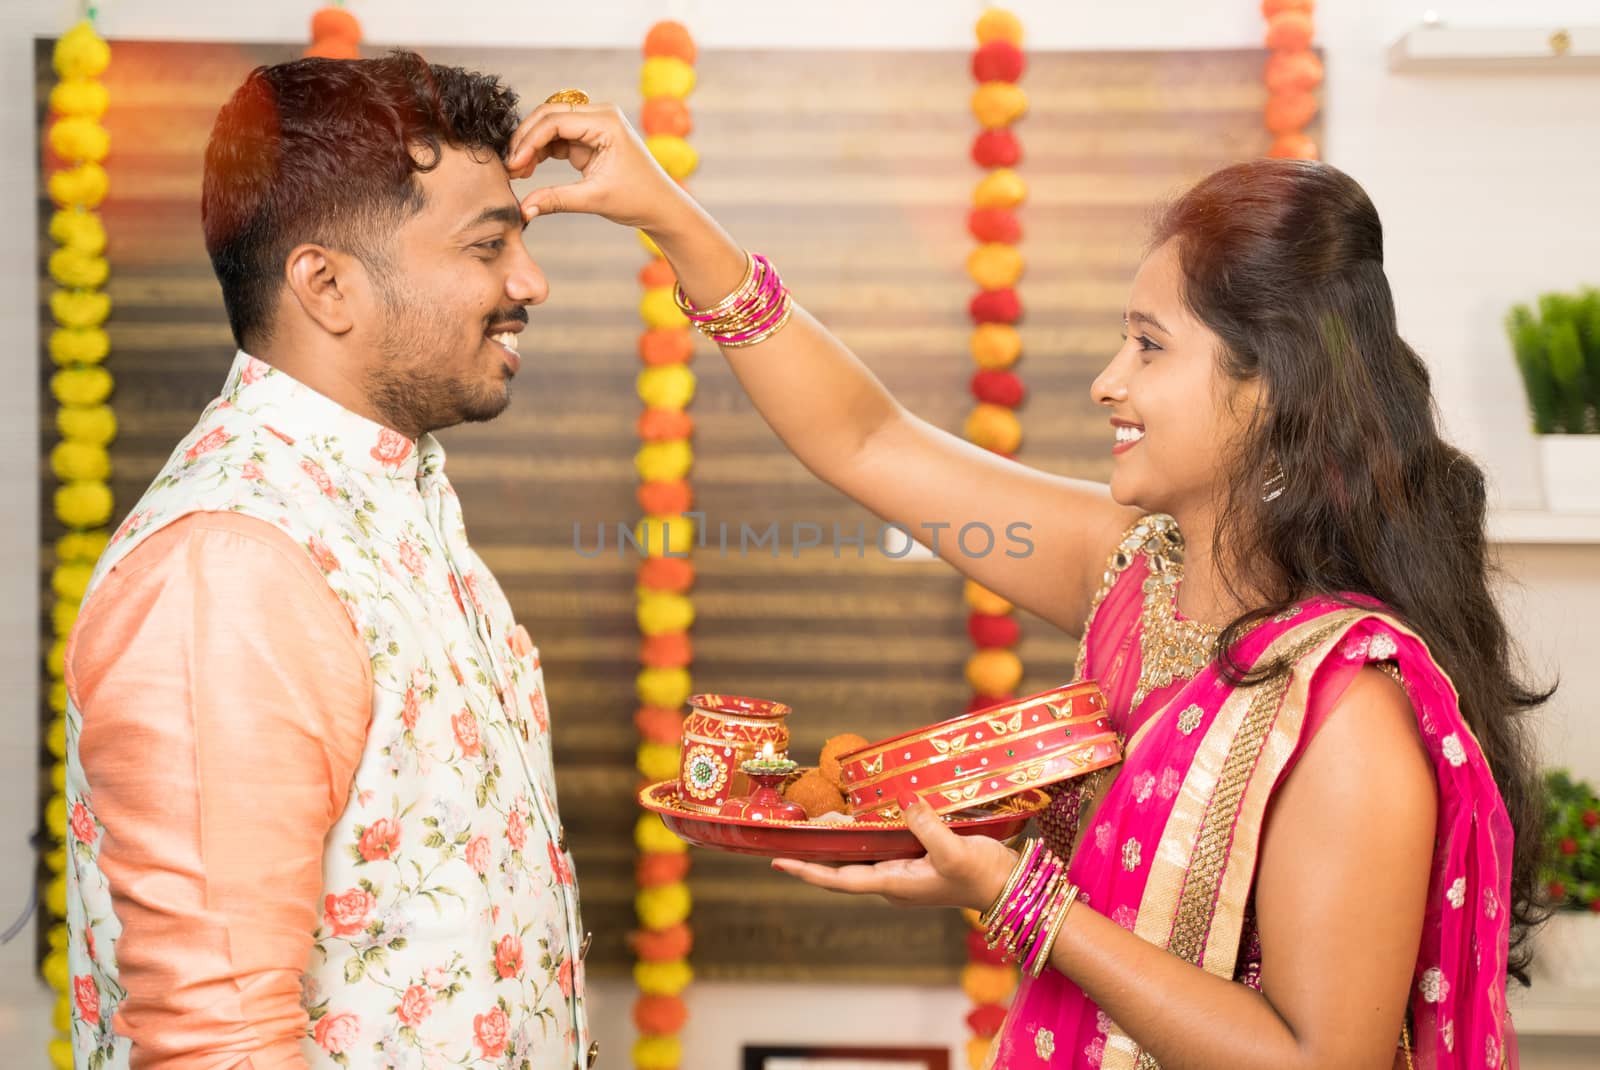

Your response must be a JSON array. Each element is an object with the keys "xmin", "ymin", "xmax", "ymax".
[
  {"xmin": 1505, "ymin": 288, "xmax": 1600, "ymax": 512},
  {"xmin": 1532, "ymin": 770, "xmax": 1600, "ymax": 988}
]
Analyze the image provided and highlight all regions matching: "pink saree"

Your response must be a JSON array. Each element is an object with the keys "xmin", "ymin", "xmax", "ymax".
[{"xmin": 988, "ymin": 517, "xmax": 1516, "ymax": 1070}]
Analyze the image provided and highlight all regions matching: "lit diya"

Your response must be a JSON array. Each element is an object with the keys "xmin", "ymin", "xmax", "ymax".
[
  {"xmin": 838, "ymin": 681, "xmax": 1119, "ymax": 819},
  {"xmin": 717, "ymin": 742, "xmax": 808, "ymax": 823}
]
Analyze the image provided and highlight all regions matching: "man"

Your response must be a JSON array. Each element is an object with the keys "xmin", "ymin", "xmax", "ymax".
[{"xmin": 62, "ymin": 53, "xmax": 595, "ymax": 1069}]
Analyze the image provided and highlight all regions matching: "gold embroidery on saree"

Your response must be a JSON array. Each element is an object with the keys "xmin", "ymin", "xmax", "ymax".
[
  {"xmin": 1170, "ymin": 617, "xmax": 1352, "ymax": 966},
  {"xmin": 1106, "ymin": 613, "xmax": 1361, "ymax": 1070}
]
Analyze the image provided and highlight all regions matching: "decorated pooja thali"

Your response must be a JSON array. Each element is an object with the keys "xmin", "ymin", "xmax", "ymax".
[
  {"xmin": 637, "ymin": 778, "xmax": 1051, "ymax": 863},
  {"xmin": 644, "ymin": 683, "xmax": 1120, "ymax": 863}
]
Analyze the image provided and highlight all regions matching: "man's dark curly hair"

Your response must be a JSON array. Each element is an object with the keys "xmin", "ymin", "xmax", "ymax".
[{"xmin": 202, "ymin": 51, "xmax": 521, "ymax": 349}]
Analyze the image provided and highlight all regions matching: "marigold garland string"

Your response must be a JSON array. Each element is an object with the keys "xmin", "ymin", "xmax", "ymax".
[
  {"xmin": 961, "ymin": 9, "xmax": 1027, "ymax": 1069},
  {"xmin": 1261, "ymin": 0, "xmax": 1321, "ymax": 159},
  {"xmin": 305, "ymin": 3, "xmax": 363, "ymax": 60},
  {"xmin": 631, "ymin": 19, "xmax": 698, "ymax": 1070},
  {"xmin": 41, "ymin": 14, "xmax": 113, "ymax": 1070}
]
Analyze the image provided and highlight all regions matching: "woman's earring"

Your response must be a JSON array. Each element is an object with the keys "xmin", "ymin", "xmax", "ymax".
[{"xmin": 1262, "ymin": 458, "xmax": 1286, "ymax": 503}]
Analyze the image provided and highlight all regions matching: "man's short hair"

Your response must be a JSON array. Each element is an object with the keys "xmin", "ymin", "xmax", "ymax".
[{"xmin": 202, "ymin": 51, "xmax": 521, "ymax": 349}]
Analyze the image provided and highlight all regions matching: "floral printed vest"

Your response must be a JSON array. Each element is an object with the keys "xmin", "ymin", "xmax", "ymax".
[{"xmin": 65, "ymin": 352, "xmax": 590, "ymax": 1069}]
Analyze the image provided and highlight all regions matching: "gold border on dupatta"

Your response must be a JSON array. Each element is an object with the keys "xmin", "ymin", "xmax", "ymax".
[
  {"xmin": 1100, "ymin": 610, "xmax": 1363, "ymax": 1070},
  {"xmin": 1199, "ymin": 618, "xmax": 1357, "ymax": 976}
]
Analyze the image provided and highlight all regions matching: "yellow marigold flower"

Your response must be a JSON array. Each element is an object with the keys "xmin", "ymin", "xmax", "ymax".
[
  {"xmin": 966, "ymin": 243, "xmax": 1025, "ymax": 290},
  {"xmin": 966, "ymin": 648, "xmax": 1023, "ymax": 696},
  {"xmin": 48, "ymin": 247, "xmax": 109, "ymax": 289},
  {"xmin": 48, "ymin": 162, "xmax": 109, "ymax": 209},
  {"xmin": 635, "ymin": 440, "xmax": 693, "ymax": 482},
  {"xmin": 48, "ymin": 116, "xmax": 110, "ymax": 163},
  {"xmin": 646, "ymin": 135, "xmax": 698, "ymax": 181},
  {"xmin": 637, "ymin": 364, "xmax": 696, "ymax": 410},
  {"xmin": 53, "ymin": 21, "xmax": 111, "ymax": 80},
  {"xmin": 634, "ymin": 1036, "xmax": 683, "ymax": 1070},
  {"xmin": 49, "ymin": 210, "xmax": 106, "ymax": 255},
  {"xmin": 50, "ymin": 289, "xmax": 111, "ymax": 328},
  {"xmin": 971, "ymin": 82, "xmax": 1028, "ymax": 129},
  {"xmin": 50, "ymin": 78, "xmax": 109, "ymax": 119},
  {"xmin": 636, "ymin": 741, "xmax": 681, "ymax": 782},
  {"xmin": 636, "ymin": 667, "xmax": 692, "ymax": 709},
  {"xmin": 635, "ymin": 882, "xmax": 692, "ymax": 930},
  {"xmin": 976, "ymin": 8, "xmax": 1024, "ymax": 46},
  {"xmin": 49, "ymin": 327, "xmax": 110, "ymax": 366},
  {"xmin": 964, "ymin": 579, "xmax": 1013, "ymax": 615},
  {"xmin": 963, "ymin": 403, "xmax": 1022, "ymax": 453},
  {"xmin": 50, "ymin": 441, "xmax": 110, "ymax": 483},
  {"xmin": 973, "ymin": 168, "xmax": 1027, "ymax": 210},
  {"xmin": 634, "ymin": 812, "xmax": 688, "ymax": 854},
  {"xmin": 633, "ymin": 958, "xmax": 693, "ymax": 996},
  {"xmin": 640, "ymin": 286, "xmax": 689, "ymax": 330},
  {"xmin": 970, "ymin": 324, "xmax": 1022, "ymax": 369},
  {"xmin": 57, "ymin": 404, "xmax": 117, "ymax": 446},
  {"xmin": 641, "ymin": 57, "xmax": 696, "ymax": 100},
  {"xmin": 55, "ymin": 480, "xmax": 113, "ymax": 529}
]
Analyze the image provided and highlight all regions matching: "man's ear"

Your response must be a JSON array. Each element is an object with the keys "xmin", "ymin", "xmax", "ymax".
[{"xmin": 284, "ymin": 243, "xmax": 361, "ymax": 336}]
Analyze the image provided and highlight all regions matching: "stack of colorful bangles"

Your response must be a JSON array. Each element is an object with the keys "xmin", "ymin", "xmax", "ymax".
[
  {"xmin": 672, "ymin": 251, "xmax": 793, "ymax": 347},
  {"xmin": 981, "ymin": 837, "xmax": 1078, "ymax": 979}
]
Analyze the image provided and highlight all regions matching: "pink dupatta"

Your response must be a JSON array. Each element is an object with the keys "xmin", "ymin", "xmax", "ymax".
[{"xmin": 988, "ymin": 531, "xmax": 1516, "ymax": 1070}]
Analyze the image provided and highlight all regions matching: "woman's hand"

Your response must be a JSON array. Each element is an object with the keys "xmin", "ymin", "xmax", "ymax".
[
  {"xmin": 505, "ymin": 102, "xmax": 694, "ymax": 231},
  {"xmin": 771, "ymin": 795, "xmax": 1018, "ymax": 912}
]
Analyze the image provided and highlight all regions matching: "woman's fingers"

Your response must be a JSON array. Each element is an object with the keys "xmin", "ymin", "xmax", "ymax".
[
  {"xmin": 506, "ymin": 103, "xmax": 612, "ymax": 178},
  {"xmin": 898, "ymin": 795, "xmax": 962, "ymax": 870}
]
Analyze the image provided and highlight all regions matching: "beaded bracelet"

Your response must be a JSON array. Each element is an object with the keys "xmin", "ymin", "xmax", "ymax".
[{"xmin": 673, "ymin": 251, "xmax": 794, "ymax": 348}]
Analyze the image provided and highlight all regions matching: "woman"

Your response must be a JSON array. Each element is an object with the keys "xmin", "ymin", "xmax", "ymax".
[{"xmin": 506, "ymin": 103, "xmax": 1546, "ymax": 1069}]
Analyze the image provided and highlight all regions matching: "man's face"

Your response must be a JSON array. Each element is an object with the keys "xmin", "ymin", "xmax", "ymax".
[{"xmin": 363, "ymin": 145, "xmax": 548, "ymax": 437}]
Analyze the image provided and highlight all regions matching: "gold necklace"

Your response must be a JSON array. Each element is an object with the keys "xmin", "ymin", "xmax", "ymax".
[{"xmin": 1127, "ymin": 516, "xmax": 1220, "ymax": 710}]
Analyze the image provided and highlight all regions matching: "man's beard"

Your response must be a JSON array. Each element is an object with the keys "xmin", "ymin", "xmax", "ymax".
[{"xmin": 367, "ymin": 283, "xmax": 512, "ymax": 437}]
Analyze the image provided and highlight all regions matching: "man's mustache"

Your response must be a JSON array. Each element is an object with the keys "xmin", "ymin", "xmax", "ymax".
[{"xmin": 485, "ymin": 307, "xmax": 530, "ymax": 328}]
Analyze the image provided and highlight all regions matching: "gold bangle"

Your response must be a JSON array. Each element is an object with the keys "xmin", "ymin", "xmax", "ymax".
[
  {"xmin": 691, "ymin": 286, "xmax": 780, "ymax": 340},
  {"xmin": 716, "ymin": 297, "xmax": 794, "ymax": 348},
  {"xmin": 1007, "ymin": 871, "xmax": 1062, "ymax": 960},
  {"xmin": 673, "ymin": 250, "xmax": 756, "ymax": 320},
  {"xmin": 1028, "ymin": 881, "xmax": 1079, "ymax": 978},
  {"xmin": 998, "ymin": 866, "xmax": 1057, "ymax": 959},
  {"xmin": 980, "ymin": 837, "xmax": 1039, "ymax": 930}
]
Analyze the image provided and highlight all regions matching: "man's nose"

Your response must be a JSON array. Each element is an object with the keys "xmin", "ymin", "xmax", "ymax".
[{"xmin": 507, "ymin": 245, "xmax": 548, "ymax": 307}]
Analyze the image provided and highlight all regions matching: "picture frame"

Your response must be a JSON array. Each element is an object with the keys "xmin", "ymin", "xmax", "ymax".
[{"xmin": 742, "ymin": 1045, "xmax": 950, "ymax": 1070}]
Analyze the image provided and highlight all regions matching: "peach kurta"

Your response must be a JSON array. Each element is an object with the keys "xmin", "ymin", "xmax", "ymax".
[
  {"xmin": 68, "ymin": 513, "xmax": 370, "ymax": 1068},
  {"xmin": 65, "ymin": 352, "xmax": 591, "ymax": 1070}
]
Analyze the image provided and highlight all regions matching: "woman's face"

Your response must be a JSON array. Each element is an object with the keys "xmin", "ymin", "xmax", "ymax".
[{"xmin": 1090, "ymin": 239, "xmax": 1262, "ymax": 524}]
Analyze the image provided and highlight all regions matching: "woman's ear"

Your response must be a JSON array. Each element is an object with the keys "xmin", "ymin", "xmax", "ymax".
[{"xmin": 283, "ymin": 243, "xmax": 359, "ymax": 336}]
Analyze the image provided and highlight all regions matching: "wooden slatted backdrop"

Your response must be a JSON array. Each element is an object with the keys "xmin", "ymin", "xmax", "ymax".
[{"xmin": 36, "ymin": 40, "xmax": 1305, "ymax": 981}]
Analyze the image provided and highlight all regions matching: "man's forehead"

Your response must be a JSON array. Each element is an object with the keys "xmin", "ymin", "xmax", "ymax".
[{"xmin": 414, "ymin": 145, "xmax": 519, "ymax": 228}]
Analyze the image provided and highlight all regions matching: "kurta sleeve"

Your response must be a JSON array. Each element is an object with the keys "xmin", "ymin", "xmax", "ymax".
[{"xmin": 67, "ymin": 512, "xmax": 372, "ymax": 1069}]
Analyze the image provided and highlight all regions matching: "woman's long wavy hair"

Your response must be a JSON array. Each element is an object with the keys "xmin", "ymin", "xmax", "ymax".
[{"xmin": 1153, "ymin": 158, "xmax": 1549, "ymax": 981}]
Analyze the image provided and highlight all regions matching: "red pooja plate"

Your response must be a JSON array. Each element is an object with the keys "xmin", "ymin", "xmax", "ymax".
[{"xmin": 638, "ymin": 778, "xmax": 1049, "ymax": 863}]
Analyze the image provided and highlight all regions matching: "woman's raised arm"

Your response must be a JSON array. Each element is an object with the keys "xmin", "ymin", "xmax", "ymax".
[{"xmin": 509, "ymin": 102, "xmax": 1135, "ymax": 634}]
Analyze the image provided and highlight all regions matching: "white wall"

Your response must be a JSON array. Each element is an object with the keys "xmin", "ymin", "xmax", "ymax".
[{"xmin": 4, "ymin": 2, "xmax": 1598, "ymax": 1067}]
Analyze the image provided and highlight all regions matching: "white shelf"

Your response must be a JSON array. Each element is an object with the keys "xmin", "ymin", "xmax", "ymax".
[
  {"xmin": 1488, "ymin": 511, "xmax": 1600, "ymax": 545},
  {"xmin": 1509, "ymin": 983, "xmax": 1600, "ymax": 1036},
  {"xmin": 1389, "ymin": 25, "xmax": 1600, "ymax": 72}
]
